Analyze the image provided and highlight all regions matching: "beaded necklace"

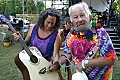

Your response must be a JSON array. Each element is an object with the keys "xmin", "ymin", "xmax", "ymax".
[{"xmin": 71, "ymin": 29, "xmax": 94, "ymax": 42}]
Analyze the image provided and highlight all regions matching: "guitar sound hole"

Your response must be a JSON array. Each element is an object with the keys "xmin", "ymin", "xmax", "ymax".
[{"xmin": 30, "ymin": 55, "xmax": 38, "ymax": 63}]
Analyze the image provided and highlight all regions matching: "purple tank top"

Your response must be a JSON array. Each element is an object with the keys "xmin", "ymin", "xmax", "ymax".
[{"xmin": 30, "ymin": 25, "xmax": 58, "ymax": 59}]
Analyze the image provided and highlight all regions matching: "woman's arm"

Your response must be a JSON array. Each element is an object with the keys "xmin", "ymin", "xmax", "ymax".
[
  {"xmin": 53, "ymin": 32, "xmax": 61, "ymax": 62},
  {"xmin": 25, "ymin": 25, "xmax": 35, "ymax": 45},
  {"xmin": 47, "ymin": 33, "xmax": 61, "ymax": 71}
]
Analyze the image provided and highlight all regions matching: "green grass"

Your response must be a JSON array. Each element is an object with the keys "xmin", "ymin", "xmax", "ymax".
[{"xmin": 0, "ymin": 25, "xmax": 120, "ymax": 80}]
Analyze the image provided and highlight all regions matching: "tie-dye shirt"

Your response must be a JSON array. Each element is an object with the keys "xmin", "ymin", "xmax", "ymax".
[{"xmin": 64, "ymin": 28, "xmax": 118, "ymax": 80}]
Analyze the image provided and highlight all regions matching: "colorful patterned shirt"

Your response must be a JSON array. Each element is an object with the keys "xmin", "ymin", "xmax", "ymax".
[{"xmin": 64, "ymin": 27, "xmax": 118, "ymax": 80}]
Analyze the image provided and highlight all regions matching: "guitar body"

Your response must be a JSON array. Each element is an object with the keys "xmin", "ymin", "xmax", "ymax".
[{"xmin": 16, "ymin": 46, "xmax": 59, "ymax": 80}]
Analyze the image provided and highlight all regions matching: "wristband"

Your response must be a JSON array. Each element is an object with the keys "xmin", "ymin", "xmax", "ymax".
[
  {"xmin": 82, "ymin": 60, "xmax": 85, "ymax": 69},
  {"xmin": 84, "ymin": 60, "xmax": 89, "ymax": 67}
]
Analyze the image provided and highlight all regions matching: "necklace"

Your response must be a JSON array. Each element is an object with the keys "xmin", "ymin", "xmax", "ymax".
[{"xmin": 71, "ymin": 29, "xmax": 94, "ymax": 42}]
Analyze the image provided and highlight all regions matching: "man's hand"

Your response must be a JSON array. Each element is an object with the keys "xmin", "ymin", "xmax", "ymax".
[{"xmin": 75, "ymin": 62, "xmax": 83, "ymax": 72}]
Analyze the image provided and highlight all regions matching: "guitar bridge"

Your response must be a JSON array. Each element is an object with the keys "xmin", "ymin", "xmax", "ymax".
[{"xmin": 39, "ymin": 67, "xmax": 46, "ymax": 74}]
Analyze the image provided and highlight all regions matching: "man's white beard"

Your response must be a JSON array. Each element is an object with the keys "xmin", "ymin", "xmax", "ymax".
[{"xmin": 73, "ymin": 23, "xmax": 91, "ymax": 32}]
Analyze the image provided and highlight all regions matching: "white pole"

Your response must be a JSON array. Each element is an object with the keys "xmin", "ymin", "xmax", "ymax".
[
  {"xmin": 22, "ymin": 0, "xmax": 25, "ymax": 38},
  {"xmin": 45, "ymin": 0, "xmax": 46, "ymax": 9}
]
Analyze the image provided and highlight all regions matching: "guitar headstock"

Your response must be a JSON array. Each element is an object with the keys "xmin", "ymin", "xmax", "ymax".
[
  {"xmin": 0, "ymin": 14, "xmax": 17, "ymax": 33},
  {"xmin": 0, "ymin": 14, "xmax": 9, "ymax": 23}
]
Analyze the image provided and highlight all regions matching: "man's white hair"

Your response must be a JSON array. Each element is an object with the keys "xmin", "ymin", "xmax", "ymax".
[{"xmin": 68, "ymin": 2, "xmax": 92, "ymax": 22}]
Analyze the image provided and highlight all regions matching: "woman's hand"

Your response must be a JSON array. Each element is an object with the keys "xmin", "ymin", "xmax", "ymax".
[
  {"xmin": 13, "ymin": 32, "xmax": 20, "ymax": 41},
  {"xmin": 47, "ymin": 61, "xmax": 60, "ymax": 72}
]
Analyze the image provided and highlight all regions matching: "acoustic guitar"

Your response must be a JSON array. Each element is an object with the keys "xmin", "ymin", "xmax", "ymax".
[{"xmin": 0, "ymin": 14, "xmax": 59, "ymax": 80}]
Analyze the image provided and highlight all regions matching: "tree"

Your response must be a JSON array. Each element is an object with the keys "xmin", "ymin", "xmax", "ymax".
[
  {"xmin": 112, "ymin": 0, "xmax": 120, "ymax": 14},
  {"xmin": 0, "ymin": 0, "xmax": 44, "ymax": 16}
]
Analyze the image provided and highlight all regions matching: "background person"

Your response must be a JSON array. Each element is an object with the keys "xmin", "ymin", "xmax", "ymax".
[
  {"xmin": 60, "ymin": 17, "xmax": 72, "ymax": 48},
  {"xmin": 102, "ymin": 9, "xmax": 109, "ymax": 26},
  {"xmin": 60, "ymin": 2, "xmax": 118, "ymax": 80}
]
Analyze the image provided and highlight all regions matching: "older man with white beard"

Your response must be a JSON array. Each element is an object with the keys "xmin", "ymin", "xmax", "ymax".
[{"xmin": 59, "ymin": 1, "xmax": 118, "ymax": 80}]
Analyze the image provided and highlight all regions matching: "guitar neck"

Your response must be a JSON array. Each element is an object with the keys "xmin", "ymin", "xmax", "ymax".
[{"xmin": 6, "ymin": 22, "xmax": 33, "ymax": 56}]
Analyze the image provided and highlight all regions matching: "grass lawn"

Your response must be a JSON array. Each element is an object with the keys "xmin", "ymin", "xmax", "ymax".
[{"xmin": 0, "ymin": 24, "xmax": 120, "ymax": 80}]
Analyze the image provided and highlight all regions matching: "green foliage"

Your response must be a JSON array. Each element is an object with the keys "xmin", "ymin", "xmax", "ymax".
[
  {"xmin": 112, "ymin": 0, "xmax": 120, "ymax": 14},
  {"xmin": 0, "ymin": 0, "xmax": 44, "ymax": 16}
]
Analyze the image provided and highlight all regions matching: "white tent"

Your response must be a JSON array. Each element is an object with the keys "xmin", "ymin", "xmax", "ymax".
[{"xmin": 83, "ymin": 0, "xmax": 110, "ymax": 12}]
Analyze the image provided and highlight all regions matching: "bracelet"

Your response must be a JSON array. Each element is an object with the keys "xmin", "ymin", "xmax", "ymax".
[
  {"xmin": 84, "ymin": 60, "xmax": 89, "ymax": 67},
  {"xmin": 61, "ymin": 54, "xmax": 67, "ymax": 58},
  {"xmin": 82, "ymin": 60, "xmax": 89, "ymax": 69},
  {"xmin": 82, "ymin": 60, "xmax": 85, "ymax": 69}
]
